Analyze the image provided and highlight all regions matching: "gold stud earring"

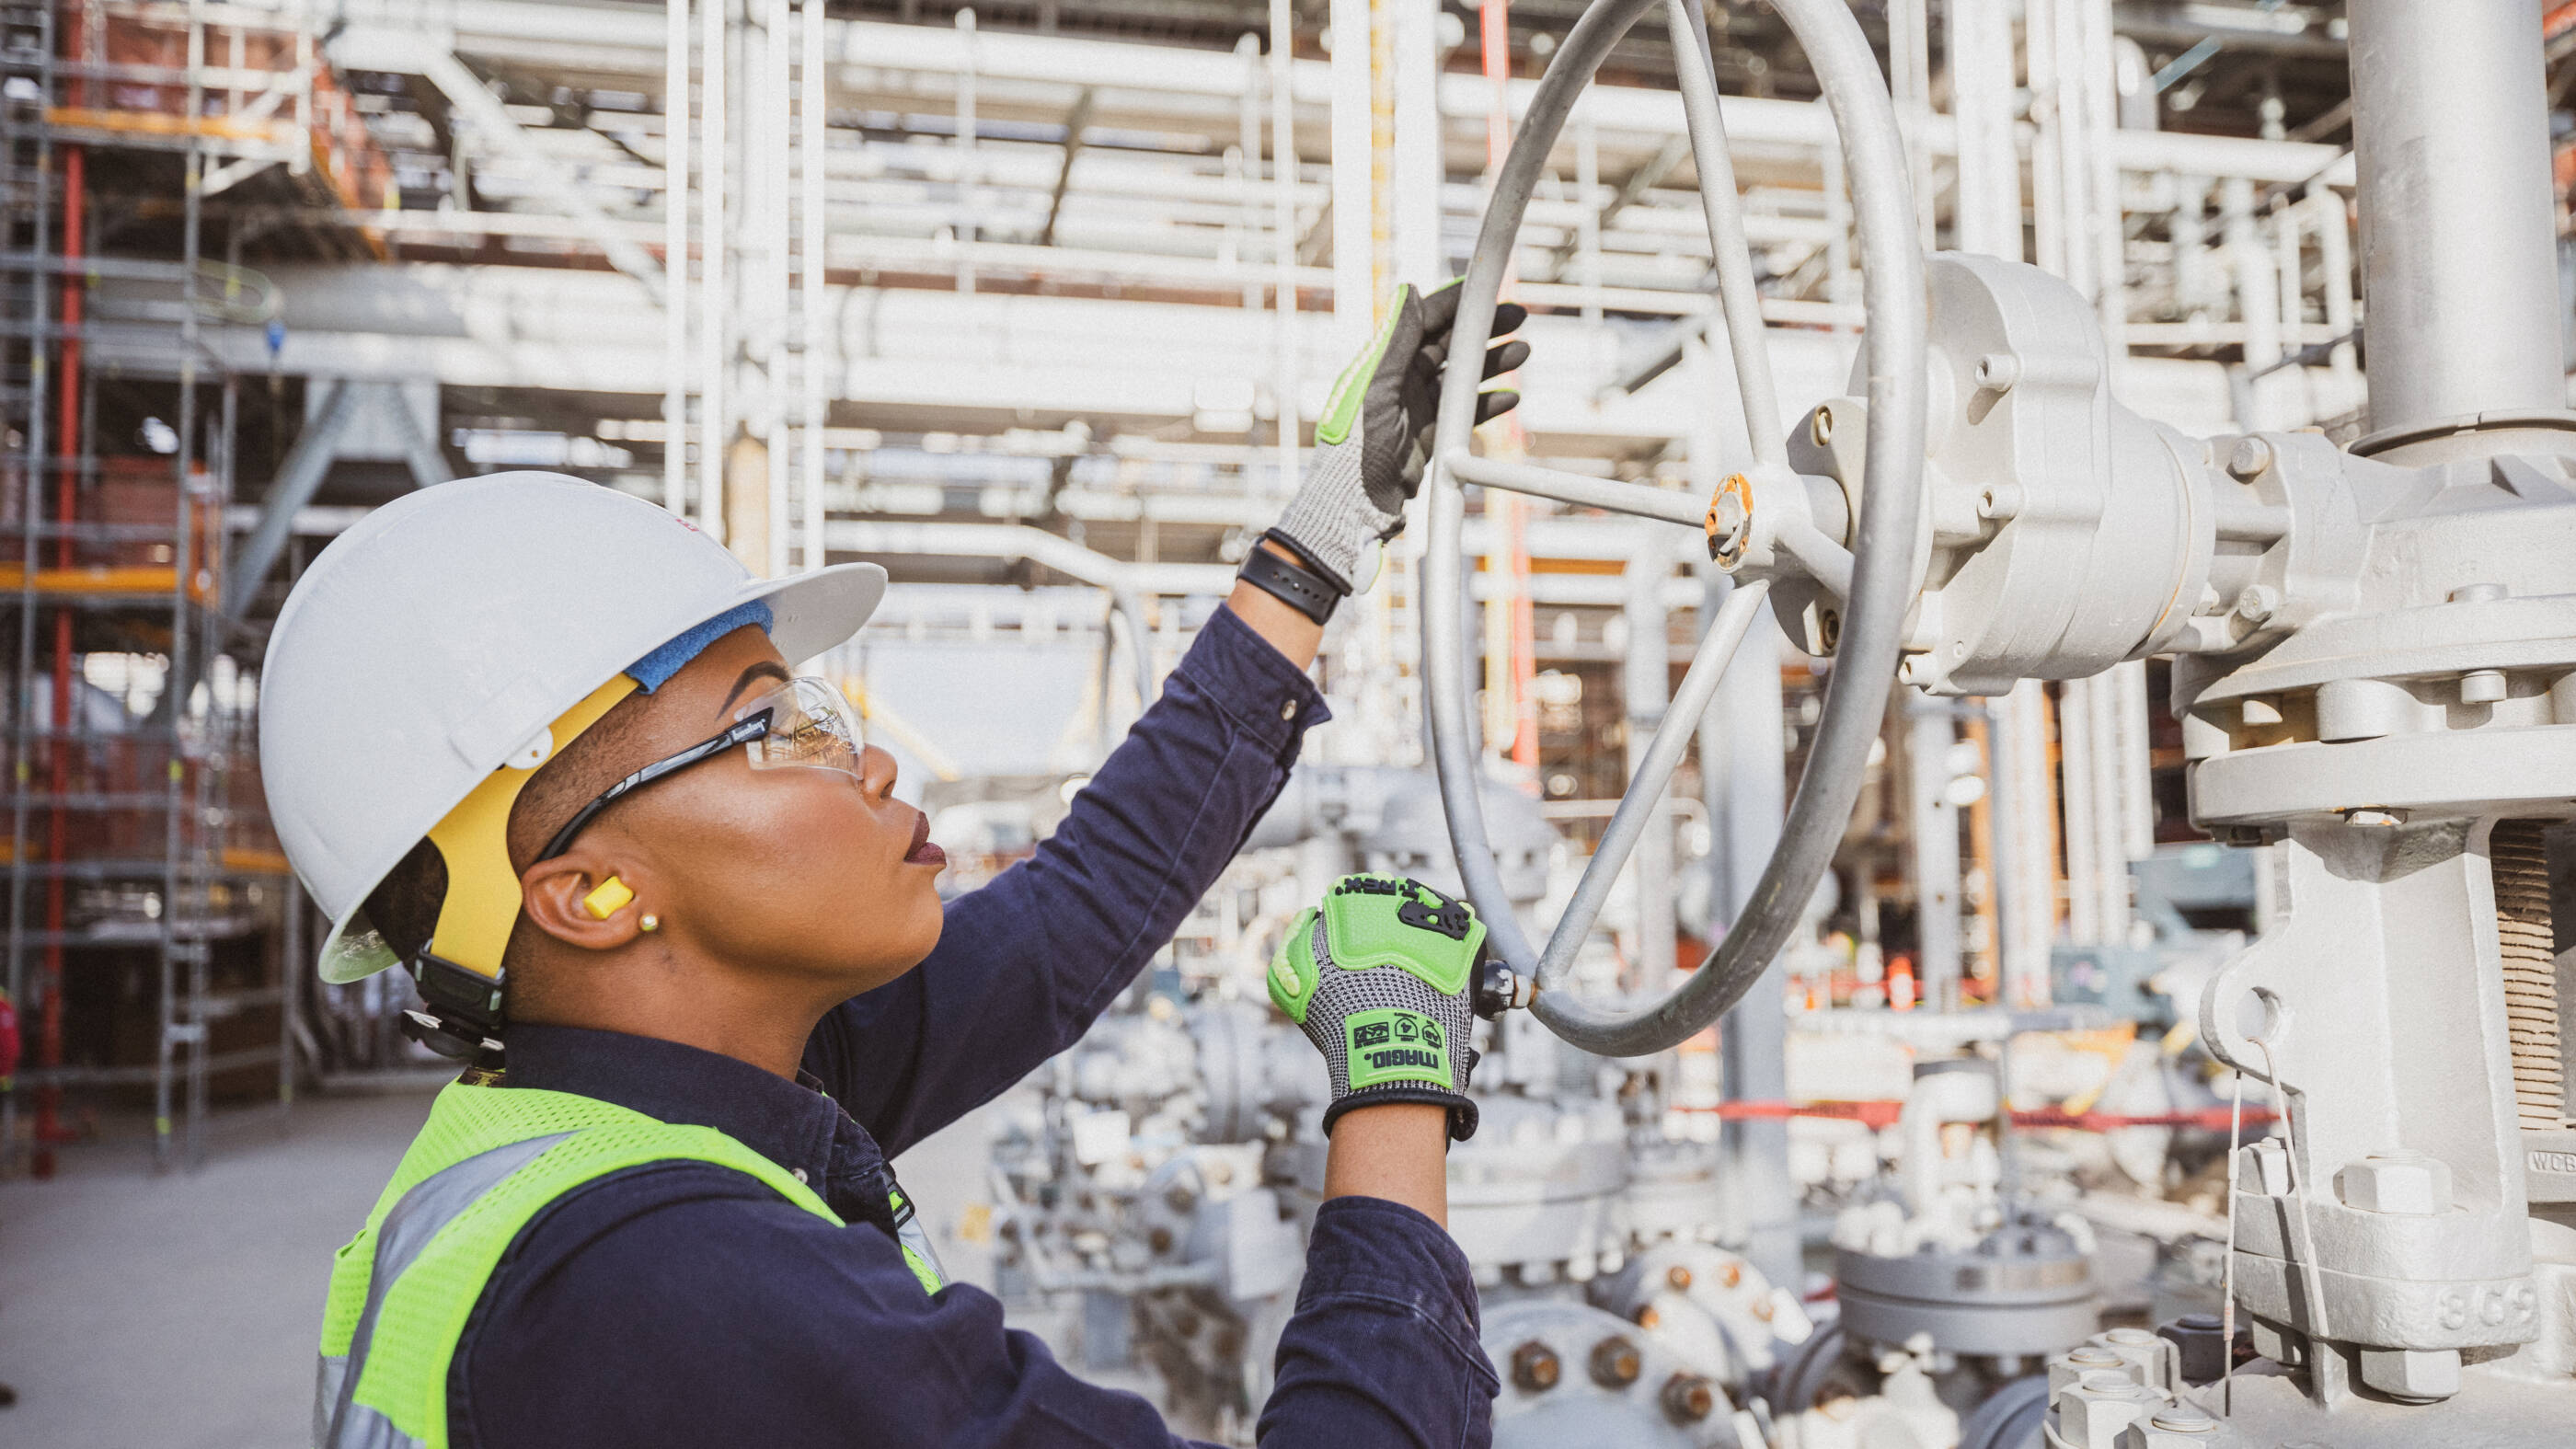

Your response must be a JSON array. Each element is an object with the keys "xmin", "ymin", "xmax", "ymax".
[{"xmin": 639, "ymin": 914, "xmax": 661, "ymax": 934}]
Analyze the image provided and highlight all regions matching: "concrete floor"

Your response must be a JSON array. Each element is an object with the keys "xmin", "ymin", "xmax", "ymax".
[{"xmin": 0, "ymin": 1087, "xmax": 1000, "ymax": 1449}]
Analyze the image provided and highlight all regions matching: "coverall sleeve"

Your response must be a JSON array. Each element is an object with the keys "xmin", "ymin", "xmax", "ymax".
[
  {"xmin": 803, "ymin": 603, "xmax": 1328, "ymax": 1156},
  {"xmin": 454, "ymin": 1168, "xmax": 1495, "ymax": 1449}
]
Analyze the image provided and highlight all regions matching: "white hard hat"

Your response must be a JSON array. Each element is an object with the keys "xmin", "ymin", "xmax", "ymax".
[{"xmin": 260, "ymin": 472, "xmax": 886, "ymax": 983}]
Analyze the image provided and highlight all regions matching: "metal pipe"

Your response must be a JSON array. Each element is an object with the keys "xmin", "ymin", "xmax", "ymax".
[
  {"xmin": 1268, "ymin": 0, "xmax": 1298, "ymax": 497},
  {"xmin": 663, "ymin": 0, "xmax": 691, "ymax": 517},
  {"xmin": 698, "ymin": 0, "xmax": 728, "ymax": 539},
  {"xmin": 799, "ymin": 0, "xmax": 825, "ymax": 572},
  {"xmin": 2348, "ymin": 0, "xmax": 2565, "ymax": 441},
  {"xmin": 1908, "ymin": 690, "xmax": 1962, "ymax": 1007}
]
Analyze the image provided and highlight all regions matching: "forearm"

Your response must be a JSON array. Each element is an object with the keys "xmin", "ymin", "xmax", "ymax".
[{"xmin": 1323, "ymin": 1102, "xmax": 1450, "ymax": 1228}]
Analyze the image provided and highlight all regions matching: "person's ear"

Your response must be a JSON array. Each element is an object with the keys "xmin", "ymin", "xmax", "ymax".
[{"xmin": 521, "ymin": 852, "xmax": 652, "ymax": 952}]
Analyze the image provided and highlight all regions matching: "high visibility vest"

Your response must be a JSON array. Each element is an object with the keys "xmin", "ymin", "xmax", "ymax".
[{"xmin": 313, "ymin": 1079, "xmax": 944, "ymax": 1449}]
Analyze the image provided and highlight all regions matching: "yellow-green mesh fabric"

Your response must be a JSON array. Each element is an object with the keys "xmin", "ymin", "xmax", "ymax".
[
  {"xmin": 323, "ymin": 1082, "xmax": 841, "ymax": 1449},
  {"xmin": 320, "ymin": 1083, "xmax": 657, "ymax": 1356}
]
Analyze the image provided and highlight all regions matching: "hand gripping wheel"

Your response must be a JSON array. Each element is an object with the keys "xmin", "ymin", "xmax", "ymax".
[{"xmin": 1424, "ymin": 0, "xmax": 1927, "ymax": 1056}]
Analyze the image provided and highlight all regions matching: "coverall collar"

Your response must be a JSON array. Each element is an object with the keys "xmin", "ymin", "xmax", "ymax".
[{"xmin": 495, "ymin": 1022, "xmax": 896, "ymax": 1226}]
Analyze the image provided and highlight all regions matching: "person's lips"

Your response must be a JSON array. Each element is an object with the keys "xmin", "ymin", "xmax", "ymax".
[{"xmin": 904, "ymin": 810, "xmax": 947, "ymax": 868}]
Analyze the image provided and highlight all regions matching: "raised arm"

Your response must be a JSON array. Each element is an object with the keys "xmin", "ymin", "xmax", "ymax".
[{"xmin": 807, "ymin": 602, "xmax": 1325, "ymax": 1154}]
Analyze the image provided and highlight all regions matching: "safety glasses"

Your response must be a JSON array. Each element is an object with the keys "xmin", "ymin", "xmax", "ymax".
[{"xmin": 534, "ymin": 674, "xmax": 863, "ymax": 863}]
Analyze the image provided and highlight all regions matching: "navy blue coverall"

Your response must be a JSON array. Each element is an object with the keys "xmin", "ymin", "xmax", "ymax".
[{"xmin": 443, "ymin": 605, "xmax": 1501, "ymax": 1447}]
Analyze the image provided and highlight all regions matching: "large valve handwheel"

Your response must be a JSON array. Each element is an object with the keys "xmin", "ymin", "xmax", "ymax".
[{"xmin": 1426, "ymin": 0, "xmax": 1927, "ymax": 1056}]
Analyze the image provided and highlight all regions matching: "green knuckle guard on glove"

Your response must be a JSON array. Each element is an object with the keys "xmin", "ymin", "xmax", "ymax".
[
  {"xmin": 1270, "ymin": 873, "xmax": 1487, "ymax": 1142},
  {"xmin": 1270, "ymin": 280, "xmax": 1529, "ymax": 592}
]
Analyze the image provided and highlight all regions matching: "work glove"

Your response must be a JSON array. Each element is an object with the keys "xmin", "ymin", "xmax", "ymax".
[
  {"xmin": 1270, "ymin": 281, "xmax": 1530, "ymax": 592},
  {"xmin": 1269, "ymin": 872, "xmax": 1486, "ymax": 1142}
]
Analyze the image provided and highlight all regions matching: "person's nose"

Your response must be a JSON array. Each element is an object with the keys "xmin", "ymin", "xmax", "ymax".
[{"xmin": 857, "ymin": 743, "xmax": 899, "ymax": 800}]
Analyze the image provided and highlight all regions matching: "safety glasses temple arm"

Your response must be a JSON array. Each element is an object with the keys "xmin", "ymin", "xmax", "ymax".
[{"xmin": 533, "ymin": 711, "xmax": 773, "ymax": 864}]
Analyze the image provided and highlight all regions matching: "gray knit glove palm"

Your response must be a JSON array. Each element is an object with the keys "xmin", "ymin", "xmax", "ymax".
[
  {"xmin": 1269, "ymin": 873, "xmax": 1486, "ymax": 1142},
  {"xmin": 1270, "ymin": 281, "xmax": 1529, "ymax": 591}
]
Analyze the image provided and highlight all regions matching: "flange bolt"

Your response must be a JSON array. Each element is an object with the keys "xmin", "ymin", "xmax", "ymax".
[
  {"xmin": 1509, "ymin": 1341, "xmax": 1560, "ymax": 1393},
  {"xmin": 2225, "ymin": 435, "xmax": 2274, "ymax": 480},
  {"xmin": 1660, "ymin": 1374, "xmax": 1715, "ymax": 1423},
  {"xmin": 1589, "ymin": 1337, "xmax": 1642, "ymax": 1387}
]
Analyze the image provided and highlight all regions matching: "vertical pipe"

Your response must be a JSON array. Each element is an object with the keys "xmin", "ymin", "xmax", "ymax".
[
  {"xmin": 1480, "ymin": 0, "xmax": 1534, "ymax": 770},
  {"xmin": 2059, "ymin": 677, "xmax": 2099, "ymax": 945},
  {"xmin": 1574, "ymin": 117, "xmax": 1601, "ymax": 325},
  {"xmin": 1947, "ymin": 0, "xmax": 2023, "ymax": 262},
  {"xmin": 1388, "ymin": 0, "xmax": 1438, "ymax": 289},
  {"xmin": 955, "ymin": 7, "xmax": 978, "ymax": 298},
  {"xmin": 1328, "ymin": 0, "xmax": 1373, "ymax": 348},
  {"xmin": 172, "ymin": 0, "xmax": 208, "ymax": 1168},
  {"xmin": 1700, "ymin": 558, "xmax": 1797, "ymax": 1292},
  {"xmin": 2089, "ymin": 657, "xmax": 2133, "ymax": 939},
  {"xmin": 698, "ymin": 0, "xmax": 728, "ymax": 540},
  {"xmin": 39, "ymin": 157, "xmax": 83, "ymax": 1178},
  {"xmin": 2309, "ymin": 185, "xmax": 2358, "ymax": 385},
  {"xmin": 664, "ymin": 0, "xmax": 690, "ymax": 516},
  {"xmin": 1908, "ymin": 692, "xmax": 1962, "ymax": 1007},
  {"xmin": 1367, "ymin": 0, "xmax": 1394, "ymax": 307},
  {"xmin": 2080, "ymin": 0, "xmax": 2124, "ymax": 351},
  {"xmin": 764, "ymin": 0, "xmax": 790, "ymax": 581},
  {"xmin": 1269, "ymin": 0, "xmax": 1299, "ymax": 499},
  {"xmin": 799, "ymin": 0, "xmax": 825, "ymax": 573},
  {"xmin": 1963, "ymin": 703, "xmax": 2000, "ymax": 994},
  {"xmin": 1235, "ymin": 35, "xmax": 1260, "ymax": 308},
  {"xmin": 2347, "ymin": 0, "xmax": 2564, "ymax": 439}
]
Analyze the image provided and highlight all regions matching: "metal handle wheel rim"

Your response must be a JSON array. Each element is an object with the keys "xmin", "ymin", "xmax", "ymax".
[{"xmin": 1422, "ymin": 0, "xmax": 1927, "ymax": 1057}]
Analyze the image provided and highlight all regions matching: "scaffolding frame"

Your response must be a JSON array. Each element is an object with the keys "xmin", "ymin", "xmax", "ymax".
[{"xmin": 1, "ymin": 0, "xmax": 302, "ymax": 1174}]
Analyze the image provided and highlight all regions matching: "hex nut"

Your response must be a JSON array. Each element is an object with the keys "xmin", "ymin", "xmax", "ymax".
[
  {"xmin": 2359, "ymin": 1347, "xmax": 2461, "ymax": 1403},
  {"xmin": 2050, "ymin": 1344, "xmax": 2127, "ymax": 1395},
  {"xmin": 2340, "ymin": 807, "xmax": 2409, "ymax": 829},
  {"xmin": 2155, "ymin": 1314, "xmax": 2233, "ymax": 1386},
  {"xmin": 2117, "ymin": 1403, "xmax": 2220, "ymax": 1446},
  {"xmin": 2097, "ymin": 1327, "xmax": 2179, "ymax": 1393},
  {"xmin": 1665, "ymin": 1264, "xmax": 1693, "ymax": 1292},
  {"xmin": 1509, "ymin": 1340, "xmax": 1561, "ymax": 1393},
  {"xmin": 1660, "ymin": 1373, "xmax": 1715, "ymax": 1423},
  {"xmin": 2340, "ymin": 1150, "xmax": 2453, "ymax": 1215},
  {"xmin": 1588, "ymin": 1336, "xmax": 1642, "ymax": 1387},
  {"xmin": 2060, "ymin": 1372, "xmax": 2158, "ymax": 1449}
]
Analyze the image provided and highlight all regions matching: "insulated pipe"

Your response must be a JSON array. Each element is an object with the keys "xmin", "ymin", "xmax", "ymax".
[
  {"xmin": 2348, "ymin": 0, "xmax": 2566, "ymax": 441},
  {"xmin": 1423, "ymin": 0, "xmax": 1924, "ymax": 1055}
]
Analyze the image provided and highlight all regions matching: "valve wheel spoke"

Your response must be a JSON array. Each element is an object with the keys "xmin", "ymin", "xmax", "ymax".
[
  {"xmin": 1443, "ymin": 451, "xmax": 1708, "ymax": 529},
  {"xmin": 1662, "ymin": 0, "xmax": 1788, "ymax": 469}
]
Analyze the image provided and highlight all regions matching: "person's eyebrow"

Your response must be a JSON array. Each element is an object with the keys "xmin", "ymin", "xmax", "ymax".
[{"xmin": 719, "ymin": 661, "xmax": 792, "ymax": 715}]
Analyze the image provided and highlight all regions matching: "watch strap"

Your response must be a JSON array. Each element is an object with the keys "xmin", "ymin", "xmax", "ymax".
[{"xmin": 1237, "ymin": 535, "xmax": 1343, "ymax": 625}]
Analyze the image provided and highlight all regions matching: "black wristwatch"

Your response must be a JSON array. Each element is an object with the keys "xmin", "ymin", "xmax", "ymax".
[{"xmin": 1236, "ymin": 529, "xmax": 1349, "ymax": 626}]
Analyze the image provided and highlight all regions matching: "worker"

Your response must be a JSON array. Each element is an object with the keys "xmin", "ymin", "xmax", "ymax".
[{"xmin": 272, "ymin": 283, "xmax": 1529, "ymax": 1449}]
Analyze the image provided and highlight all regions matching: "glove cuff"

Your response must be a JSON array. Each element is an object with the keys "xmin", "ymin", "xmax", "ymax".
[{"xmin": 1322, "ymin": 1087, "xmax": 1480, "ymax": 1144}]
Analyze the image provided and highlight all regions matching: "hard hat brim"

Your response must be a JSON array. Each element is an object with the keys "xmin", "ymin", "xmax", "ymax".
[{"xmin": 312, "ymin": 560, "xmax": 889, "ymax": 985}]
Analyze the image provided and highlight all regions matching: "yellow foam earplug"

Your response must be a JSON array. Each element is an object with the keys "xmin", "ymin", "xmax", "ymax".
[{"xmin": 582, "ymin": 876, "xmax": 636, "ymax": 921}]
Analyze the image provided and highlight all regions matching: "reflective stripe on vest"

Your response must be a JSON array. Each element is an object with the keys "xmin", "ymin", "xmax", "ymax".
[{"xmin": 313, "ymin": 1081, "xmax": 932, "ymax": 1449}]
